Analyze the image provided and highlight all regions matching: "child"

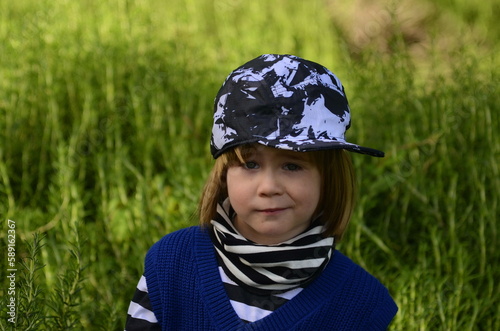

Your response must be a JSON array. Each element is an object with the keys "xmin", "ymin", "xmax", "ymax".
[{"xmin": 125, "ymin": 54, "xmax": 398, "ymax": 330}]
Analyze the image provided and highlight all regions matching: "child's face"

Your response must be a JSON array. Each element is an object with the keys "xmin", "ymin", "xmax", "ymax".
[{"xmin": 226, "ymin": 145, "xmax": 321, "ymax": 245}]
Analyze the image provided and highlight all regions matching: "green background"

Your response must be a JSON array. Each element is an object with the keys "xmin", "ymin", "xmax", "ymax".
[{"xmin": 1, "ymin": 0, "xmax": 499, "ymax": 329}]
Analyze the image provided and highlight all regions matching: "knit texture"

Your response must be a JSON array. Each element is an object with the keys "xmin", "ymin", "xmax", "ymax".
[{"xmin": 145, "ymin": 226, "xmax": 398, "ymax": 330}]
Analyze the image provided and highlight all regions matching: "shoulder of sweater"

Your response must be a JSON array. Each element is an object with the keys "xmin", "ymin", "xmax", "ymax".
[
  {"xmin": 335, "ymin": 252, "xmax": 399, "ymax": 327},
  {"xmin": 144, "ymin": 226, "xmax": 208, "ymax": 292},
  {"xmin": 146, "ymin": 226, "xmax": 215, "ymax": 262},
  {"xmin": 149, "ymin": 226, "xmax": 206, "ymax": 249},
  {"xmin": 319, "ymin": 250, "xmax": 398, "ymax": 324},
  {"xmin": 325, "ymin": 250, "xmax": 395, "ymax": 299},
  {"xmin": 331, "ymin": 250, "xmax": 382, "ymax": 282},
  {"xmin": 145, "ymin": 226, "xmax": 199, "ymax": 261}
]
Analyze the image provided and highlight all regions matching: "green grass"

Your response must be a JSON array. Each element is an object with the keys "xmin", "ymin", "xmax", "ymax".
[{"xmin": 0, "ymin": 0, "xmax": 499, "ymax": 329}]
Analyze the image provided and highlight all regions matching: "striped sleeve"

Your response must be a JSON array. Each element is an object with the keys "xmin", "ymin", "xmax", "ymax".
[{"xmin": 125, "ymin": 275, "xmax": 161, "ymax": 331}]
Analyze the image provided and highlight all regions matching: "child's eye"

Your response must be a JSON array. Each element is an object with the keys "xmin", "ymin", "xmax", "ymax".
[
  {"xmin": 284, "ymin": 163, "xmax": 301, "ymax": 171},
  {"xmin": 243, "ymin": 161, "xmax": 259, "ymax": 169}
]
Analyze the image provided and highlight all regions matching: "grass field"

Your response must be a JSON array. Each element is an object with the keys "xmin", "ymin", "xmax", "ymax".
[{"xmin": 0, "ymin": 0, "xmax": 499, "ymax": 329}]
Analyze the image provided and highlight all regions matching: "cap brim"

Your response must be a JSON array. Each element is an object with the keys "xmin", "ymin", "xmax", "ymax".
[{"xmin": 258, "ymin": 138, "xmax": 385, "ymax": 157}]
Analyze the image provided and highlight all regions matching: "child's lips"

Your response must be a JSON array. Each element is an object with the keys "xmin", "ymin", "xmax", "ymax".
[{"xmin": 259, "ymin": 207, "xmax": 288, "ymax": 214}]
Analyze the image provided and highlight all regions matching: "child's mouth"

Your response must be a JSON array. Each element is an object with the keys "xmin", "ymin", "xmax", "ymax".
[{"xmin": 259, "ymin": 208, "xmax": 287, "ymax": 214}]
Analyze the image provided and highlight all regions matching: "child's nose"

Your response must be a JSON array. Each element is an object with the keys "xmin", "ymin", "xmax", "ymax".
[{"xmin": 257, "ymin": 170, "xmax": 284, "ymax": 197}]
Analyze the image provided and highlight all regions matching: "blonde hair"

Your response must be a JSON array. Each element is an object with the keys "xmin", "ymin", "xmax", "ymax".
[{"xmin": 198, "ymin": 145, "xmax": 356, "ymax": 241}]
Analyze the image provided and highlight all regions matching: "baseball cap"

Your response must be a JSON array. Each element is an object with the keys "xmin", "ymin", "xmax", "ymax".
[{"xmin": 210, "ymin": 54, "xmax": 384, "ymax": 158}]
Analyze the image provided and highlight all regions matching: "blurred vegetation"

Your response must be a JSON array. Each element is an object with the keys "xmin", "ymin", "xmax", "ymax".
[{"xmin": 0, "ymin": 0, "xmax": 498, "ymax": 329}]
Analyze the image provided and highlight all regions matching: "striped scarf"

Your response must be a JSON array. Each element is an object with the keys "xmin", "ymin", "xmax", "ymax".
[{"xmin": 210, "ymin": 199, "xmax": 335, "ymax": 295}]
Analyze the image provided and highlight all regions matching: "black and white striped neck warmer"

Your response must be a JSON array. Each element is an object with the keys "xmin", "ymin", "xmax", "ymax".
[{"xmin": 210, "ymin": 199, "xmax": 335, "ymax": 295}]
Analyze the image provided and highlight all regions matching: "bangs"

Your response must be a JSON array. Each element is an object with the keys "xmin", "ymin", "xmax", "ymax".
[{"xmin": 222, "ymin": 144, "xmax": 258, "ymax": 166}]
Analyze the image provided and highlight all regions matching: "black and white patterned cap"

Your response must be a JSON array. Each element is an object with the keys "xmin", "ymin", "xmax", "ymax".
[{"xmin": 211, "ymin": 54, "xmax": 384, "ymax": 158}]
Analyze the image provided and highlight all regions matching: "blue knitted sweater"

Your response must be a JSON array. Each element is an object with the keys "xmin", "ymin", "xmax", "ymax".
[{"xmin": 145, "ymin": 226, "xmax": 397, "ymax": 330}]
